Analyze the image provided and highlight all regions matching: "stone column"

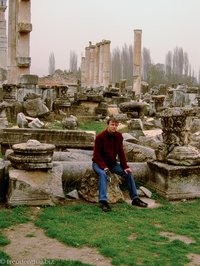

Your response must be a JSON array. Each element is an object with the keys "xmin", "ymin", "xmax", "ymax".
[
  {"xmin": 89, "ymin": 43, "xmax": 95, "ymax": 88},
  {"xmin": 156, "ymin": 107, "xmax": 200, "ymax": 165},
  {"xmin": 102, "ymin": 40, "xmax": 111, "ymax": 89},
  {"xmin": 99, "ymin": 41, "xmax": 103, "ymax": 87},
  {"xmin": 85, "ymin": 46, "xmax": 90, "ymax": 88},
  {"xmin": 93, "ymin": 42, "xmax": 100, "ymax": 88},
  {"xmin": 0, "ymin": 0, "xmax": 7, "ymax": 69},
  {"xmin": 132, "ymin": 29, "xmax": 142, "ymax": 98},
  {"xmin": 7, "ymin": 0, "xmax": 32, "ymax": 84},
  {"xmin": 81, "ymin": 56, "xmax": 86, "ymax": 88}
]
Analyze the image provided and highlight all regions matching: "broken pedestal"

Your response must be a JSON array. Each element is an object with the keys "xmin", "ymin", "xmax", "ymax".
[
  {"xmin": 7, "ymin": 140, "xmax": 65, "ymax": 206},
  {"xmin": 147, "ymin": 161, "xmax": 200, "ymax": 200},
  {"xmin": 7, "ymin": 163, "xmax": 65, "ymax": 206}
]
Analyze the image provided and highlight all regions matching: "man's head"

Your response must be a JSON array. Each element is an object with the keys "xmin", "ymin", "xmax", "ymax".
[{"xmin": 106, "ymin": 116, "xmax": 119, "ymax": 133}]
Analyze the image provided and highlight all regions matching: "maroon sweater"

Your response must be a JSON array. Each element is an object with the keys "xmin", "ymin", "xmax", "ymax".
[{"xmin": 92, "ymin": 130, "xmax": 129, "ymax": 170}]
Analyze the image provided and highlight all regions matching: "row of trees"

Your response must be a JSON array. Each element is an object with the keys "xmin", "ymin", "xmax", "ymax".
[
  {"xmin": 48, "ymin": 45, "xmax": 200, "ymax": 87},
  {"xmin": 48, "ymin": 50, "xmax": 78, "ymax": 75}
]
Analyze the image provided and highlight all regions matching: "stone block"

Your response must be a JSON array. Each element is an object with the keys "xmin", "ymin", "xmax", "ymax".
[
  {"xmin": 147, "ymin": 161, "xmax": 200, "ymax": 200},
  {"xmin": 7, "ymin": 164, "xmax": 65, "ymax": 207},
  {"xmin": 19, "ymin": 74, "xmax": 38, "ymax": 85}
]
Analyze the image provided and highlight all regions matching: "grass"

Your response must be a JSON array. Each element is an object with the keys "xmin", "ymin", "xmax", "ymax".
[
  {"xmin": 0, "ymin": 206, "xmax": 30, "ymax": 229},
  {"xmin": 33, "ymin": 199, "xmax": 200, "ymax": 266},
  {"xmin": 0, "ymin": 199, "xmax": 199, "ymax": 265},
  {"xmin": 78, "ymin": 120, "xmax": 106, "ymax": 134}
]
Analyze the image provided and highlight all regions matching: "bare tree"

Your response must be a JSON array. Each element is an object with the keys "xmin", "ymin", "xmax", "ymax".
[
  {"xmin": 142, "ymin": 47, "xmax": 151, "ymax": 81},
  {"xmin": 183, "ymin": 52, "xmax": 189, "ymax": 77},
  {"xmin": 69, "ymin": 50, "xmax": 78, "ymax": 73},
  {"xmin": 111, "ymin": 47, "xmax": 121, "ymax": 84},
  {"xmin": 48, "ymin": 52, "xmax": 55, "ymax": 75}
]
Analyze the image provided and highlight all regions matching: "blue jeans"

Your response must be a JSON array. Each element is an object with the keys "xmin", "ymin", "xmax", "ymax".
[{"xmin": 92, "ymin": 162, "xmax": 139, "ymax": 202}]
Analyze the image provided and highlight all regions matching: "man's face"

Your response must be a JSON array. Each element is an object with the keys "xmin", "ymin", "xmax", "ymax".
[{"xmin": 107, "ymin": 120, "xmax": 119, "ymax": 133}]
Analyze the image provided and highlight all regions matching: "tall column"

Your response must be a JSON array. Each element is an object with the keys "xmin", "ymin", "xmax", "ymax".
[
  {"xmin": 98, "ymin": 41, "xmax": 103, "ymax": 87},
  {"xmin": 132, "ymin": 29, "xmax": 142, "ymax": 98},
  {"xmin": 93, "ymin": 42, "xmax": 100, "ymax": 88},
  {"xmin": 89, "ymin": 43, "xmax": 95, "ymax": 88},
  {"xmin": 7, "ymin": 0, "xmax": 32, "ymax": 84},
  {"xmin": 0, "ymin": 0, "xmax": 7, "ymax": 69},
  {"xmin": 85, "ymin": 46, "xmax": 90, "ymax": 88},
  {"xmin": 102, "ymin": 40, "xmax": 111, "ymax": 89}
]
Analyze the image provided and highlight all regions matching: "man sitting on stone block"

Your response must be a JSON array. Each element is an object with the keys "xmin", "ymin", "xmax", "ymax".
[{"xmin": 92, "ymin": 116, "xmax": 148, "ymax": 212}]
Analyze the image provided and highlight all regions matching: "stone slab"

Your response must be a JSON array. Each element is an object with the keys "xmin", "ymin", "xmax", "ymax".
[{"xmin": 147, "ymin": 161, "xmax": 200, "ymax": 200}]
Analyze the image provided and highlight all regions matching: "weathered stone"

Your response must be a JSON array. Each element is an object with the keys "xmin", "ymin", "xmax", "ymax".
[
  {"xmin": 67, "ymin": 189, "xmax": 79, "ymax": 199},
  {"xmin": 0, "ymin": 128, "xmax": 95, "ymax": 153},
  {"xmin": 23, "ymin": 97, "xmax": 50, "ymax": 117},
  {"xmin": 7, "ymin": 163, "xmax": 65, "ymax": 206},
  {"xmin": 148, "ymin": 161, "xmax": 200, "ymax": 200},
  {"xmin": 28, "ymin": 118, "xmax": 44, "ymax": 129},
  {"xmin": 7, "ymin": 140, "xmax": 55, "ymax": 170},
  {"xmin": 119, "ymin": 101, "xmax": 148, "ymax": 118},
  {"xmin": 139, "ymin": 186, "xmax": 152, "ymax": 198},
  {"xmin": 78, "ymin": 168, "xmax": 124, "ymax": 203},
  {"xmin": 123, "ymin": 141, "xmax": 156, "ymax": 162},
  {"xmin": 62, "ymin": 115, "xmax": 77, "ymax": 130},
  {"xmin": 167, "ymin": 145, "xmax": 200, "ymax": 166},
  {"xmin": 19, "ymin": 74, "xmax": 38, "ymax": 85},
  {"xmin": 17, "ymin": 112, "xmax": 28, "ymax": 128}
]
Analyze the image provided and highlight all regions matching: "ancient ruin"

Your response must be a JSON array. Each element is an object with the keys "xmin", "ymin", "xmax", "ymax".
[
  {"xmin": 132, "ymin": 29, "xmax": 142, "ymax": 98},
  {"xmin": 7, "ymin": 139, "xmax": 65, "ymax": 206},
  {"xmin": 7, "ymin": 0, "xmax": 31, "ymax": 84},
  {"xmin": 148, "ymin": 107, "xmax": 200, "ymax": 200},
  {"xmin": 0, "ymin": 0, "xmax": 7, "ymax": 69},
  {"xmin": 0, "ymin": 1, "xmax": 200, "ymax": 207}
]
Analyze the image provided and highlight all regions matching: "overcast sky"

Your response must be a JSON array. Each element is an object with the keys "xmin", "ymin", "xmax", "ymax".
[{"xmin": 15, "ymin": 0, "xmax": 200, "ymax": 77}]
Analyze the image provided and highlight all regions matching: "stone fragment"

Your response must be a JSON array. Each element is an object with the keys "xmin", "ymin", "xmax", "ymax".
[{"xmin": 139, "ymin": 186, "xmax": 152, "ymax": 198}]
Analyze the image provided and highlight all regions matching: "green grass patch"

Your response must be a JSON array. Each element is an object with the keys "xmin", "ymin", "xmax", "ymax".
[
  {"xmin": 0, "ymin": 251, "xmax": 10, "ymax": 265},
  {"xmin": 35, "ymin": 200, "xmax": 200, "ymax": 266},
  {"xmin": 78, "ymin": 120, "xmax": 105, "ymax": 134},
  {"xmin": 0, "ymin": 206, "xmax": 30, "ymax": 229},
  {"xmin": 0, "ymin": 234, "xmax": 10, "ymax": 246}
]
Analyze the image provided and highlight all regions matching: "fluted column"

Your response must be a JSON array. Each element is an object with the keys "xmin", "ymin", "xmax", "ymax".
[
  {"xmin": 7, "ymin": 0, "xmax": 32, "ymax": 84},
  {"xmin": 0, "ymin": 0, "xmax": 7, "ymax": 69},
  {"xmin": 89, "ymin": 43, "xmax": 95, "ymax": 88},
  {"xmin": 132, "ymin": 29, "xmax": 142, "ymax": 98},
  {"xmin": 93, "ymin": 42, "xmax": 100, "ymax": 87},
  {"xmin": 102, "ymin": 40, "xmax": 111, "ymax": 89},
  {"xmin": 85, "ymin": 46, "xmax": 90, "ymax": 88},
  {"xmin": 99, "ymin": 42, "xmax": 103, "ymax": 87}
]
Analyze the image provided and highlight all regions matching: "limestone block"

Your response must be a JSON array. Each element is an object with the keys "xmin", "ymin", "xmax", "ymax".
[
  {"xmin": 19, "ymin": 74, "xmax": 38, "ymax": 85},
  {"xmin": 7, "ymin": 164, "xmax": 65, "ymax": 207},
  {"xmin": 148, "ymin": 161, "xmax": 200, "ymax": 200}
]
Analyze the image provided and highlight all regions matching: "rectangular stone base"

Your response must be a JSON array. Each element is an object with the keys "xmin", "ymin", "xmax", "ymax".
[
  {"xmin": 7, "ymin": 164, "xmax": 65, "ymax": 207},
  {"xmin": 147, "ymin": 161, "xmax": 200, "ymax": 200}
]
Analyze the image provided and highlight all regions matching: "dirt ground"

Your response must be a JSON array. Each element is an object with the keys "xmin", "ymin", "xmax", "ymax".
[{"xmin": 1, "ymin": 202, "xmax": 200, "ymax": 266}]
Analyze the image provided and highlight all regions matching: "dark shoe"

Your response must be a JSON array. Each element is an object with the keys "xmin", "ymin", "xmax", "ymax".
[
  {"xmin": 99, "ymin": 201, "xmax": 112, "ymax": 212},
  {"xmin": 132, "ymin": 198, "xmax": 148, "ymax": 208}
]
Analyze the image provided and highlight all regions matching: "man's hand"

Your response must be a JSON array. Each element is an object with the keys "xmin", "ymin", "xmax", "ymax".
[
  {"xmin": 104, "ymin": 168, "xmax": 110, "ymax": 173},
  {"xmin": 124, "ymin": 167, "xmax": 132, "ymax": 174}
]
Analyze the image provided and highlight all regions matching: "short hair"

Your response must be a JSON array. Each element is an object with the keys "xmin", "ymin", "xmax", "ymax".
[{"xmin": 106, "ymin": 116, "xmax": 119, "ymax": 125}]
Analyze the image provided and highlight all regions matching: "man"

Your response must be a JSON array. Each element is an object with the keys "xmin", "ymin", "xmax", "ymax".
[{"xmin": 92, "ymin": 116, "xmax": 148, "ymax": 212}]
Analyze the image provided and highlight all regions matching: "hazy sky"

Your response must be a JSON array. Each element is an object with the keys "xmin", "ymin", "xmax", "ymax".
[{"xmin": 14, "ymin": 0, "xmax": 200, "ymax": 77}]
